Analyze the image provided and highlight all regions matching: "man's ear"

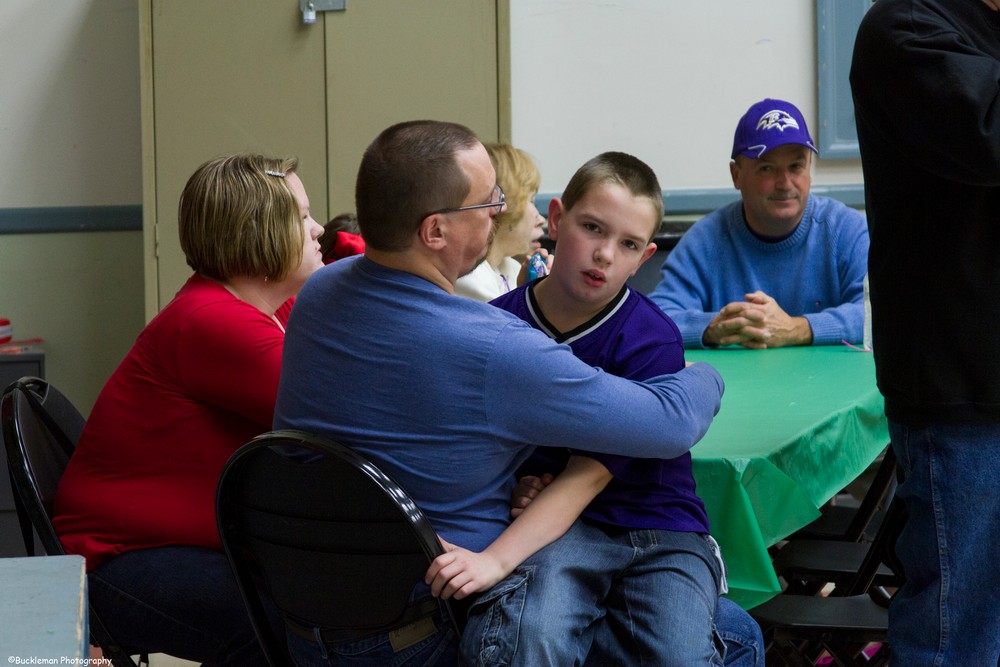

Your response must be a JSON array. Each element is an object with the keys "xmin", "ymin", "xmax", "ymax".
[
  {"xmin": 418, "ymin": 213, "xmax": 447, "ymax": 250},
  {"xmin": 547, "ymin": 198, "xmax": 565, "ymax": 241},
  {"xmin": 729, "ymin": 159, "xmax": 741, "ymax": 190}
]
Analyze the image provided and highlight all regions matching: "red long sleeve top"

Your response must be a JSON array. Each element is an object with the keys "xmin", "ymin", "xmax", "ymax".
[{"xmin": 53, "ymin": 274, "xmax": 292, "ymax": 570}]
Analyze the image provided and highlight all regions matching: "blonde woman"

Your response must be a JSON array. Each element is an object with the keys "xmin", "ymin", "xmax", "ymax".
[{"xmin": 455, "ymin": 143, "xmax": 547, "ymax": 301}]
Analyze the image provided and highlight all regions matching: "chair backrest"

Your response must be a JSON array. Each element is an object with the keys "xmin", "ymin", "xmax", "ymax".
[
  {"xmin": 1, "ymin": 376, "xmax": 83, "ymax": 556},
  {"xmin": 216, "ymin": 429, "xmax": 459, "ymax": 663},
  {"xmin": 1, "ymin": 376, "xmax": 142, "ymax": 667}
]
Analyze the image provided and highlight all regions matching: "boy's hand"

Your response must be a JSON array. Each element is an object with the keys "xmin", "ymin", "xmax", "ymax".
[
  {"xmin": 425, "ymin": 537, "xmax": 508, "ymax": 600},
  {"xmin": 510, "ymin": 473, "xmax": 554, "ymax": 517}
]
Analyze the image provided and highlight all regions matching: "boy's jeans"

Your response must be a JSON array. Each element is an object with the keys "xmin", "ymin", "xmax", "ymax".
[{"xmin": 461, "ymin": 519, "xmax": 726, "ymax": 666}]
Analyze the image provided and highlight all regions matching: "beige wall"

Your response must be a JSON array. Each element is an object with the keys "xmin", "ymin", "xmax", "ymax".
[
  {"xmin": 0, "ymin": 232, "xmax": 144, "ymax": 415},
  {"xmin": 0, "ymin": 1, "xmax": 141, "ymax": 207},
  {"xmin": 0, "ymin": 0, "xmax": 143, "ymax": 414},
  {"xmin": 509, "ymin": 0, "xmax": 864, "ymax": 195}
]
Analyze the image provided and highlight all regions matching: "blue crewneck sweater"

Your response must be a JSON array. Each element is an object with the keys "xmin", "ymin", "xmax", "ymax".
[{"xmin": 648, "ymin": 195, "xmax": 868, "ymax": 348}]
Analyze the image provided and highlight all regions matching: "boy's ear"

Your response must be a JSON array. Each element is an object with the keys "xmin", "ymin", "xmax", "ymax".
[
  {"xmin": 630, "ymin": 241, "xmax": 660, "ymax": 277},
  {"xmin": 547, "ymin": 198, "xmax": 565, "ymax": 241}
]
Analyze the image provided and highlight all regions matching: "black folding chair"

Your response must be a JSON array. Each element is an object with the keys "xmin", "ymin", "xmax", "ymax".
[
  {"xmin": 769, "ymin": 447, "xmax": 901, "ymax": 598},
  {"xmin": 750, "ymin": 497, "xmax": 907, "ymax": 666},
  {"xmin": 1, "ymin": 377, "xmax": 146, "ymax": 667},
  {"xmin": 216, "ymin": 429, "xmax": 462, "ymax": 666}
]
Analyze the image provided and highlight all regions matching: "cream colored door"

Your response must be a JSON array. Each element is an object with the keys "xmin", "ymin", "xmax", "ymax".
[
  {"xmin": 323, "ymin": 1, "xmax": 504, "ymax": 212},
  {"xmin": 141, "ymin": 0, "xmax": 506, "ymax": 317}
]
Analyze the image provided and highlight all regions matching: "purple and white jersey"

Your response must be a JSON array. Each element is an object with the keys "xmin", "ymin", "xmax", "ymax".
[{"xmin": 491, "ymin": 280, "xmax": 710, "ymax": 533}]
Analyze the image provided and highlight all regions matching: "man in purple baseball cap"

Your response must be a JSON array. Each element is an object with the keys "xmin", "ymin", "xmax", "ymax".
[
  {"xmin": 730, "ymin": 98, "xmax": 818, "ymax": 160},
  {"xmin": 648, "ymin": 98, "xmax": 869, "ymax": 350}
]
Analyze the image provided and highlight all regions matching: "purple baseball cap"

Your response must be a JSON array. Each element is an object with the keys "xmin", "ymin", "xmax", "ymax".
[{"xmin": 731, "ymin": 98, "xmax": 817, "ymax": 159}]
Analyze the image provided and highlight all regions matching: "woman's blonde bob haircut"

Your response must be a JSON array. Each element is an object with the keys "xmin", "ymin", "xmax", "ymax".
[
  {"xmin": 179, "ymin": 153, "xmax": 303, "ymax": 283},
  {"xmin": 485, "ymin": 143, "xmax": 541, "ymax": 231}
]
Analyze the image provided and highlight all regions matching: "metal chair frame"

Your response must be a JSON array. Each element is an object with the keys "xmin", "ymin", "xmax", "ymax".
[
  {"xmin": 216, "ymin": 429, "xmax": 462, "ymax": 666},
  {"xmin": 750, "ymin": 497, "xmax": 907, "ymax": 666}
]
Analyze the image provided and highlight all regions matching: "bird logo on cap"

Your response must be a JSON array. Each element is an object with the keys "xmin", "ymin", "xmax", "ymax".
[{"xmin": 756, "ymin": 110, "xmax": 800, "ymax": 132}]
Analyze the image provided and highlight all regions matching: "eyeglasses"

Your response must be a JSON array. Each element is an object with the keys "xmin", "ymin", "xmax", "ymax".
[{"xmin": 425, "ymin": 185, "xmax": 505, "ymax": 218}]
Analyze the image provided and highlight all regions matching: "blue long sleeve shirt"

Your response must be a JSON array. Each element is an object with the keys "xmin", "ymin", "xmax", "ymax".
[
  {"xmin": 648, "ymin": 195, "xmax": 869, "ymax": 348},
  {"xmin": 274, "ymin": 256, "xmax": 724, "ymax": 552}
]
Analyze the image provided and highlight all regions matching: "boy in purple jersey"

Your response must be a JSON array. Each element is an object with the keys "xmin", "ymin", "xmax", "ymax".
[{"xmin": 429, "ymin": 152, "xmax": 731, "ymax": 665}]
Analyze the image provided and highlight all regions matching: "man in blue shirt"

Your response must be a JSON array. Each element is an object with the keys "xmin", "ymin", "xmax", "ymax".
[
  {"xmin": 648, "ymin": 98, "xmax": 869, "ymax": 349},
  {"xmin": 274, "ymin": 120, "xmax": 727, "ymax": 665}
]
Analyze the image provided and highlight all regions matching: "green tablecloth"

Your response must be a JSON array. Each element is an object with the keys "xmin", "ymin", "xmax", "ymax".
[{"xmin": 687, "ymin": 346, "xmax": 889, "ymax": 610}]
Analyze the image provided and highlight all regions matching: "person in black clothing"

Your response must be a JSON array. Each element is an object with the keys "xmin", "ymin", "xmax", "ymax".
[{"xmin": 850, "ymin": 1, "xmax": 1000, "ymax": 663}]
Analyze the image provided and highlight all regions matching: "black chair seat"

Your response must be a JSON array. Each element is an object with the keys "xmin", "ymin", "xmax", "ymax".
[
  {"xmin": 750, "ymin": 594, "xmax": 890, "ymax": 666},
  {"xmin": 751, "ymin": 593, "xmax": 888, "ymax": 641},
  {"xmin": 773, "ymin": 539, "xmax": 901, "ymax": 591}
]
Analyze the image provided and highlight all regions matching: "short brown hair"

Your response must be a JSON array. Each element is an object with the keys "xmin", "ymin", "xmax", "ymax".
[
  {"xmin": 485, "ymin": 143, "xmax": 541, "ymax": 231},
  {"xmin": 179, "ymin": 154, "xmax": 302, "ymax": 282},
  {"xmin": 355, "ymin": 120, "xmax": 481, "ymax": 251},
  {"xmin": 561, "ymin": 152, "xmax": 664, "ymax": 241}
]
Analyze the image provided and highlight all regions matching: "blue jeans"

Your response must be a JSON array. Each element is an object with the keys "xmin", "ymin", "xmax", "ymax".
[
  {"xmin": 285, "ymin": 602, "xmax": 458, "ymax": 666},
  {"xmin": 88, "ymin": 546, "xmax": 273, "ymax": 666},
  {"xmin": 714, "ymin": 597, "xmax": 764, "ymax": 667},
  {"xmin": 461, "ymin": 519, "xmax": 726, "ymax": 666},
  {"xmin": 888, "ymin": 421, "xmax": 1000, "ymax": 666},
  {"xmin": 586, "ymin": 596, "xmax": 762, "ymax": 667}
]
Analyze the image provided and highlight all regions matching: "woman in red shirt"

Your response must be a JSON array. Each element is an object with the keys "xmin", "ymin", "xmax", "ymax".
[{"xmin": 53, "ymin": 154, "xmax": 325, "ymax": 664}]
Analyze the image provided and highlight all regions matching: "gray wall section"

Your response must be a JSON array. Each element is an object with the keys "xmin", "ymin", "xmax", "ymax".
[{"xmin": 0, "ymin": 206, "xmax": 141, "ymax": 234}]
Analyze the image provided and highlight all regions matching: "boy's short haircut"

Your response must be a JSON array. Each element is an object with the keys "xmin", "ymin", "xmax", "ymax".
[
  {"xmin": 560, "ymin": 152, "xmax": 664, "ymax": 241},
  {"xmin": 179, "ymin": 153, "xmax": 302, "ymax": 283},
  {"xmin": 485, "ymin": 143, "xmax": 541, "ymax": 231},
  {"xmin": 355, "ymin": 120, "xmax": 481, "ymax": 252}
]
